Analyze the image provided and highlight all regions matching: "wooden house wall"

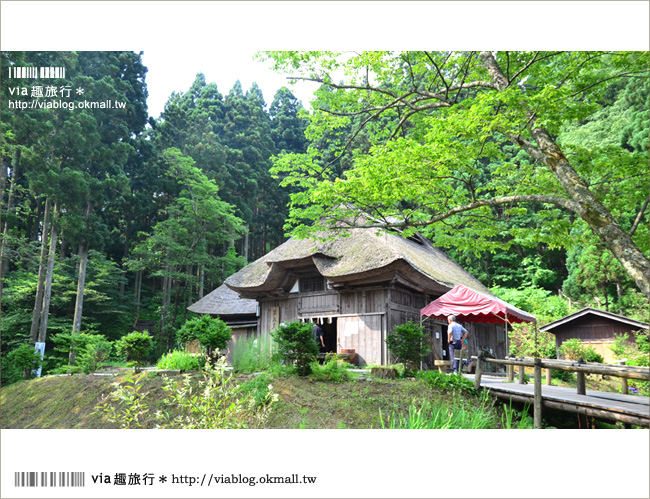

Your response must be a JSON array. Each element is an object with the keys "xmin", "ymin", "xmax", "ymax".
[
  {"xmin": 553, "ymin": 315, "xmax": 641, "ymax": 347},
  {"xmin": 253, "ymin": 285, "xmax": 509, "ymax": 369}
]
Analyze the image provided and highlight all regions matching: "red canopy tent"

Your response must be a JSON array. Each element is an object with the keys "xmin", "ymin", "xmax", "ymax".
[{"xmin": 420, "ymin": 284, "xmax": 537, "ymax": 324}]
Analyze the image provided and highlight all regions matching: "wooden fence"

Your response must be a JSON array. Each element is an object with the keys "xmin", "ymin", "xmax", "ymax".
[{"xmin": 472, "ymin": 355, "xmax": 650, "ymax": 429}]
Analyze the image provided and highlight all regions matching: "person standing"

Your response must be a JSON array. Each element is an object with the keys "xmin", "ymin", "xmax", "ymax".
[
  {"xmin": 313, "ymin": 322, "xmax": 326, "ymax": 352},
  {"xmin": 447, "ymin": 315, "xmax": 468, "ymax": 373}
]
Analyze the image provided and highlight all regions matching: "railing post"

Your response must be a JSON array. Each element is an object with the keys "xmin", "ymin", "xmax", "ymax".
[
  {"xmin": 474, "ymin": 355, "xmax": 483, "ymax": 391},
  {"xmin": 507, "ymin": 356, "xmax": 514, "ymax": 382},
  {"xmin": 534, "ymin": 358, "xmax": 542, "ymax": 429},
  {"xmin": 576, "ymin": 371, "xmax": 586, "ymax": 395},
  {"xmin": 545, "ymin": 367, "xmax": 552, "ymax": 386},
  {"xmin": 620, "ymin": 361, "xmax": 628, "ymax": 395},
  {"xmin": 518, "ymin": 362, "xmax": 526, "ymax": 384}
]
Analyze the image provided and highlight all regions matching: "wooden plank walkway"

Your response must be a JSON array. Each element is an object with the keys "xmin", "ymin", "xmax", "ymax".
[{"xmin": 465, "ymin": 374, "xmax": 650, "ymax": 427}]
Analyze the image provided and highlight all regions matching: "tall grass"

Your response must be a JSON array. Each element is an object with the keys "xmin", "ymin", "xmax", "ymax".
[
  {"xmin": 380, "ymin": 396, "xmax": 498, "ymax": 429},
  {"xmin": 232, "ymin": 334, "xmax": 277, "ymax": 373}
]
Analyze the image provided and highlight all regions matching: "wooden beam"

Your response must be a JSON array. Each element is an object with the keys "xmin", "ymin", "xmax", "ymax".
[{"xmin": 533, "ymin": 359, "xmax": 543, "ymax": 428}]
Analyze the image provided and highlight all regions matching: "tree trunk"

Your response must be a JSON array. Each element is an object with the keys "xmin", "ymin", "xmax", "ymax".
[
  {"xmin": 30, "ymin": 199, "xmax": 51, "ymax": 342},
  {"xmin": 132, "ymin": 269, "xmax": 142, "ymax": 328},
  {"xmin": 38, "ymin": 203, "xmax": 59, "ymax": 344},
  {"xmin": 0, "ymin": 149, "xmax": 21, "ymax": 293},
  {"xmin": 69, "ymin": 240, "xmax": 89, "ymax": 365},
  {"xmin": 244, "ymin": 226, "xmax": 249, "ymax": 263},
  {"xmin": 616, "ymin": 280, "xmax": 623, "ymax": 315},
  {"xmin": 198, "ymin": 265, "xmax": 205, "ymax": 299}
]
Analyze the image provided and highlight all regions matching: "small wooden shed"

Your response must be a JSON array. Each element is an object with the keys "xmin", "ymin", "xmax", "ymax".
[
  {"xmin": 540, "ymin": 307, "xmax": 649, "ymax": 362},
  {"xmin": 194, "ymin": 227, "xmax": 507, "ymax": 367}
]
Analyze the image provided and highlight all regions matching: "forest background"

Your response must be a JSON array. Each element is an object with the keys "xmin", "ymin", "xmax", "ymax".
[{"xmin": 1, "ymin": 49, "xmax": 648, "ymax": 384}]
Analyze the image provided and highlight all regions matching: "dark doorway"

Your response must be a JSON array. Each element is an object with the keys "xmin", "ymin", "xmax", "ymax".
[{"xmin": 319, "ymin": 318, "xmax": 338, "ymax": 354}]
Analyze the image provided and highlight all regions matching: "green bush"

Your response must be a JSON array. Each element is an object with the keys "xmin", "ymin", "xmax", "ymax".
[
  {"xmin": 308, "ymin": 358, "xmax": 351, "ymax": 383},
  {"xmin": 558, "ymin": 338, "xmax": 603, "ymax": 363},
  {"xmin": 3, "ymin": 344, "xmax": 43, "ymax": 384},
  {"xmin": 156, "ymin": 350, "xmax": 205, "ymax": 371},
  {"xmin": 177, "ymin": 315, "xmax": 231, "ymax": 356},
  {"xmin": 271, "ymin": 322, "xmax": 319, "ymax": 376},
  {"xmin": 115, "ymin": 331, "xmax": 153, "ymax": 366},
  {"xmin": 53, "ymin": 333, "xmax": 113, "ymax": 374},
  {"xmin": 385, "ymin": 321, "xmax": 431, "ymax": 367}
]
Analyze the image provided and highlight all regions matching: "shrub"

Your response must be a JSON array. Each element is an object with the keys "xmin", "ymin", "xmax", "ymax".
[
  {"xmin": 52, "ymin": 333, "xmax": 113, "ymax": 374},
  {"xmin": 309, "ymin": 358, "xmax": 350, "ymax": 383},
  {"xmin": 177, "ymin": 315, "xmax": 231, "ymax": 357},
  {"xmin": 271, "ymin": 322, "xmax": 319, "ymax": 376},
  {"xmin": 115, "ymin": 331, "xmax": 153, "ymax": 366},
  {"xmin": 385, "ymin": 321, "xmax": 431, "ymax": 368},
  {"xmin": 558, "ymin": 338, "xmax": 603, "ymax": 363},
  {"xmin": 156, "ymin": 350, "xmax": 205, "ymax": 371},
  {"xmin": 3, "ymin": 344, "xmax": 43, "ymax": 383}
]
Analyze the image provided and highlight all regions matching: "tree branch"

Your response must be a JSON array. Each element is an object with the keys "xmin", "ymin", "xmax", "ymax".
[
  {"xmin": 630, "ymin": 195, "xmax": 650, "ymax": 237},
  {"xmin": 327, "ymin": 194, "xmax": 581, "ymax": 231}
]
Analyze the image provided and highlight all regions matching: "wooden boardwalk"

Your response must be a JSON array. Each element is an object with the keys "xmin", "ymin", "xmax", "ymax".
[{"xmin": 465, "ymin": 374, "xmax": 650, "ymax": 427}]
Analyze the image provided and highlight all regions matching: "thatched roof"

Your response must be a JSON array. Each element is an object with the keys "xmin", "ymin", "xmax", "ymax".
[
  {"xmin": 187, "ymin": 284, "xmax": 257, "ymax": 316},
  {"xmin": 225, "ymin": 228, "xmax": 490, "ymax": 296}
]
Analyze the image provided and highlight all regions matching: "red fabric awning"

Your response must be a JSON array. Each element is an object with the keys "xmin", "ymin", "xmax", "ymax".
[{"xmin": 420, "ymin": 284, "xmax": 536, "ymax": 324}]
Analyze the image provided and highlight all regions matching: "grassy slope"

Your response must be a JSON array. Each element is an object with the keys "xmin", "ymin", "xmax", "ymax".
[{"xmin": 1, "ymin": 372, "xmax": 495, "ymax": 429}]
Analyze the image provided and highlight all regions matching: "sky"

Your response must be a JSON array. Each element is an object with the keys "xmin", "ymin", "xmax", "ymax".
[{"xmin": 139, "ymin": 49, "xmax": 321, "ymax": 118}]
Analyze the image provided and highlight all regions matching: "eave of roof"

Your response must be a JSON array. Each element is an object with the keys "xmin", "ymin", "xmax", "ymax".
[
  {"xmin": 225, "ymin": 228, "xmax": 489, "ymax": 295},
  {"xmin": 540, "ymin": 307, "xmax": 649, "ymax": 332}
]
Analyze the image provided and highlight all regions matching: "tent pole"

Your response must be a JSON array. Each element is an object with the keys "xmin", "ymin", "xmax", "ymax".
[{"xmin": 505, "ymin": 311, "xmax": 509, "ymax": 357}]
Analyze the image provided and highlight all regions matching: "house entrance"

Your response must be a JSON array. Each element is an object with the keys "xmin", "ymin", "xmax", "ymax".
[{"xmin": 319, "ymin": 318, "xmax": 338, "ymax": 354}]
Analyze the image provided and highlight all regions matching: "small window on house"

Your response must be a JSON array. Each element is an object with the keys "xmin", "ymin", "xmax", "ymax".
[
  {"xmin": 497, "ymin": 327, "xmax": 505, "ymax": 343},
  {"xmin": 299, "ymin": 276, "xmax": 325, "ymax": 293}
]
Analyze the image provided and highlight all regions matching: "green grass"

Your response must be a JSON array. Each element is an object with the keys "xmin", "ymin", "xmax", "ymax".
[{"xmin": 0, "ymin": 370, "xmax": 543, "ymax": 429}]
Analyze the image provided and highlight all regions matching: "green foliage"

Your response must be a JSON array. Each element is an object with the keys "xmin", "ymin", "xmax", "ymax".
[
  {"xmin": 95, "ymin": 358, "xmax": 277, "ymax": 429},
  {"xmin": 558, "ymin": 338, "xmax": 603, "ymax": 363},
  {"xmin": 115, "ymin": 331, "xmax": 153, "ymax": 365},
  {"xmin": 261, "ymin": 51, "xmax": 649, "ymax": 298},
  {"xmin": 385, "ymin": 321, "xmax": 431, "ymax": 366},
  {"xmin": 52, "ymin": 332, "xmax": 112, "ymax": 374},
  {"xmin": 156, "ymin": 357, "xmax": 277, "ymax": 428},
  {"xmin": 2, "ymin": 344, "xmax": 43, "ymax": 384},
  {"xmin": 231, "ymin": 334, "xmax": 277, "ymax": 373},
  {"xmin": 271, "ymin": 322, "xmax": 319, "ymax": 376},
  {"xmin": 93, "ymin": 375, "xmax": 150, "ymax": 429},
  {"xmin": 238, "ymin": 373, "xmax": 276, "ymax": 408},
  {"xmin": 156, "ymin": 350, "xmax": 206, "ymax": 371},
  {"xmin": 610, "ymin": 331, "xmax": 649, "ymax": 396},
  {"xmin": 308, "ymin": 357, "xmax": 351, "ymax": 383},
  {"xmin": 500, "ymin": 401, "xmax": 534, "ymax": 429},
  {"xmin": 417, "ymin": 370, "xmax": 475, "ymax": 394},
  {"xmin": 177, "ymin": 315, "xmax": 232, "ymax": 355}
]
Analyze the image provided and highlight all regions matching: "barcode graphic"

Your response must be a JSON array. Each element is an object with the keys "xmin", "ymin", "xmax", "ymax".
[
  {"xmin": 8, "ymin": 67, "xmax": 66, "ymax": 79},
  {"xmin": 14, "ymin": 471, "xmax": 85, "ymax": 487}
]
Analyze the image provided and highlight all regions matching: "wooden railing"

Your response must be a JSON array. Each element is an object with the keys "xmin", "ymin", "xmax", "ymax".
[{"xmin": 472, "ymin": 355, "xmax": 650, "ymax": 428}]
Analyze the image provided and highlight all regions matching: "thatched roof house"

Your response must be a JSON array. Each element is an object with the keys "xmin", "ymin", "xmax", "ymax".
[
  {"xmin": 188, "ymin": 283, "xmax": 257, "ymax": 316},
  {"xmin": 193, "ymin": 228, "xmax": 506, "ymax": 367}
]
